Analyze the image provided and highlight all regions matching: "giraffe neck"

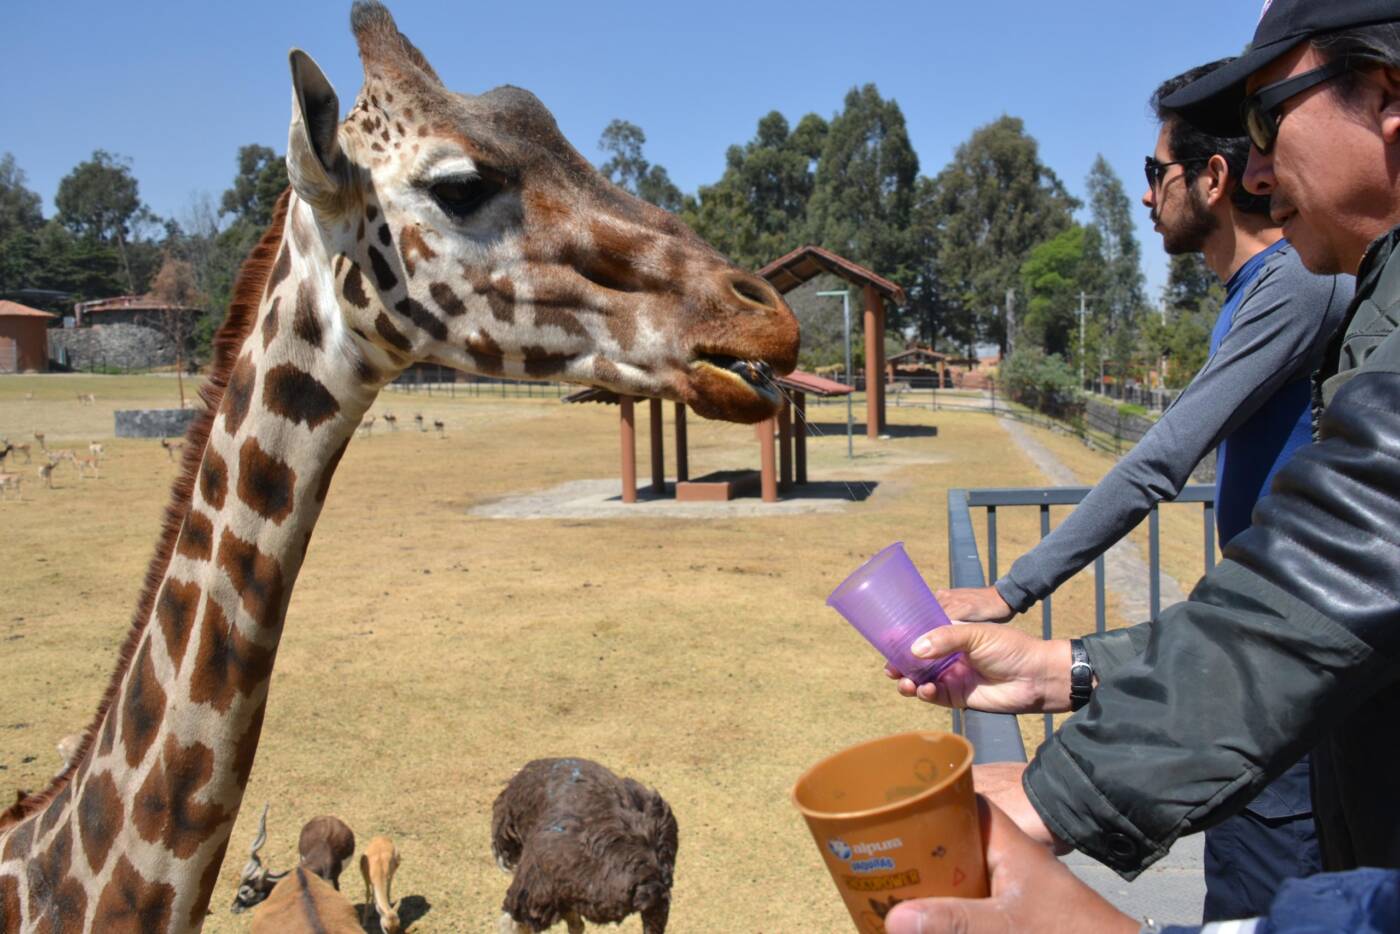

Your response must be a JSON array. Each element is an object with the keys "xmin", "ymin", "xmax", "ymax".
[{"xmin": 0, "ymin": 193, "xmax": 385, "ymax": 932}]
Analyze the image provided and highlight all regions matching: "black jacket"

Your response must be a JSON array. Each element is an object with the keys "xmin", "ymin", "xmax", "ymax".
[{"xmin": 1023, "ymin": 226, "xmax": 1400, "ymax": 878}]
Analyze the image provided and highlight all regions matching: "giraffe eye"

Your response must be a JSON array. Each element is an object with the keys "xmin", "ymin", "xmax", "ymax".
[{"xmin": 429, "ymin": 176, "xmax": 499, "ymax": 220}]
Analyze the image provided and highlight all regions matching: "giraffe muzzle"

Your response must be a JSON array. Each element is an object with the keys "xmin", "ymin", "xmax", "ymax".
[{"xmin": 692, "ymin": 354, "xmax": 781, "ymax": 404}]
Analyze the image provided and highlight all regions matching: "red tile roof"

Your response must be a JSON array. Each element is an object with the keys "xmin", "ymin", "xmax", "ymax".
[{"xmin": 0, "ymin": 300, "xmax": 57, "ymax": 319}]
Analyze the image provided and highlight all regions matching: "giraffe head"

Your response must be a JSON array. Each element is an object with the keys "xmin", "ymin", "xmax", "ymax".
[{"xmin": 284, "ymin": 1, "xmax": 799, "ymax": 423}]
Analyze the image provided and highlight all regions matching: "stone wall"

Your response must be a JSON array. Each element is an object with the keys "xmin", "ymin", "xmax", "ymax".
[
  {"xmin": 48, "ymin": 310, "xmax": 194, "ymax": 371},
  {"xmin": 114, "ymin": 408, "xmax": 198, "ymax": 439}
]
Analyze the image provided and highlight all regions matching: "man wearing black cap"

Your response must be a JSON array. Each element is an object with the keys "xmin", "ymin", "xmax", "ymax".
[{"xmin": 877, "ymin": 2, "xmax": 1400, "ymax": 929}]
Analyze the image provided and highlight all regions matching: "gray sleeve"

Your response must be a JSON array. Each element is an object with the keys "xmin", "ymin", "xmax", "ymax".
[{"xmin": 994, "ymin": 251, "xmax": 1351, "ymax": 613}]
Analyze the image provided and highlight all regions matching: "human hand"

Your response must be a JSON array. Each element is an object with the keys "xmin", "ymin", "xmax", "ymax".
[
  {"xmin": 933, "ymin": 585, "xmax": 1015, "ymax": 623},
  {"xmin": 969, "ymin": 762, "xmax": 1067, "ymax": 853},
  {"xmin": 884, "ymin": 624, "xmax": 1073, "ymax": 714},
  {"xmin": 883, "ymin": 796, "xmax": 1136, "ymax": 934}
]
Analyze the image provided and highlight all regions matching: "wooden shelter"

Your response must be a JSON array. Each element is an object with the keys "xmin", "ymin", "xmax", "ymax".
[
  {"xmin": 757, "ymin": 246, "xmax": 906, "ymax": 440},
  {"xmin": 0, "ymin": 301, "xmax": 56, "ymax": 373},
  {"xmin": 564, "ymin": 370, "xmax": 852, "ymax": 504}
]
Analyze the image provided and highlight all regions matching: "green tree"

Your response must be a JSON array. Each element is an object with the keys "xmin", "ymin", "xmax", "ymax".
[
  {"xmin": 1017, "ymin": 225, "xmax": 1104, "ymax": 360},
  {"xmin": 1163, "ymin": 252, "xmax": 1220, "ymax": 315},
  {"xmin": 1083, "ymin": 156, "xmax": 1147, "ymax": 383},
  {"xmin": 219, "ymin": 145, "xmax": 289, "ymax": 229},
  {"xmin": 0, "ymin": 154, "xmax": 45, "ymax": 297},
  {"xmin": 54, "ymin": 150, "xmax": 149, "ymax": 292},
  {"xmin": 929, "ymin": 116, "xmax": 1078, "ymax": 354},
  {"xmin": 804, "ymin": 85, "xmax": 920, "ymax": 331},
  {"xmin": 1144, "ymin": 253, "xmax": 1225, "ymax": 388},
  {"xmin": 597, "ymin": 120, "xmax": 682, "ymax": 212},
  {"xmin": 681, "ymin": 111, "xmax": 827, "ymax": 270}
]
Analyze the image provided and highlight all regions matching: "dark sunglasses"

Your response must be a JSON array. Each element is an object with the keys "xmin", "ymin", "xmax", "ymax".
[
  {"xmin": 1241, "ymin": 58, "xmax": 1351, "ymax": 154},
  {"xmin": 1144, "ymin": 155, "xmax": 1209, "ymax": 190}
]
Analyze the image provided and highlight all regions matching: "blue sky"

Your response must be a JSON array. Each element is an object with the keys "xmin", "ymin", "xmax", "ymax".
[{"xmin": 3, "ymin": 1, "xmax": 1268, "ymax": 302}]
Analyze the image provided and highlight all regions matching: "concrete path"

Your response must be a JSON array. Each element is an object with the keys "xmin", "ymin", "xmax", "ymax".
[{"xmin": 999, "ymin": 416, "xmax": 1206, "ymax": 922}]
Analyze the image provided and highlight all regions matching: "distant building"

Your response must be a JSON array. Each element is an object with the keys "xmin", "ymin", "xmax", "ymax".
[
  {"xmin": 48, "ymin": 295, "xmax": 202, "ymax": 371},
  {"xmin": 0, "ymin": 300, "xmax": 57, "ymax": 373}
]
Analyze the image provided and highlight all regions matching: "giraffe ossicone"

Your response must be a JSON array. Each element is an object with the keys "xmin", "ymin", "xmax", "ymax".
[{"xmin": 0, "ymin": 3, "xmax": 798, "ymax": 931}]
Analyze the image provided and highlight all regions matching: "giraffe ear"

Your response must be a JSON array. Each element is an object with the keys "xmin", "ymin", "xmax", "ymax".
[{"xmin": 287, "ymin": 49, "xmax": 346, "ymax": 212}]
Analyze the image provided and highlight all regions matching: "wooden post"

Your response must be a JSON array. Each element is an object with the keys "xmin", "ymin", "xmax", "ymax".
[
  {"xmin": 648, "ymin": 397, "xmax": 665, "ymax": 494},
  {"xmin": 757, "ymin": 418, "xmax": 778, "ymax": 502},
  {"xmin": 620, "ymin": 396, "xmax": 637, "ymax": 504},
  {"xmin": 794, "ymin": 391, "xmax": 808, "ymax": 485},
  {"xmin": 778, "ymin": 400, "xmax": 793, "ymax": 491},
  {"xmin": 674, "ymin": 402, "xmax": 689, "ymax": 482},
  {"xmin": 864, "ymin": 283, "xmax": 882, "ymax": 439}
]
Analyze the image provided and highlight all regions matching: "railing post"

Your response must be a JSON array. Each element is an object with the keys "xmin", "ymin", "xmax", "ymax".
[{"xmin": 1149, "ymin": 504, "xmax": 1161, "ymax": 622}]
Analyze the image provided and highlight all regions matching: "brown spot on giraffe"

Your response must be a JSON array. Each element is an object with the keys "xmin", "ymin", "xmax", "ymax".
[
  {"xmin": 366, "ymin": 203, "xmax": 379, "ymax": 222},
  {"xmin": 316, "ymin": 437, "xmax": 352, "ymax": 504},
  {"xmin": 175, "ymin": 508, "xmax": 214, "ymax": 563},
  {"xmin": 290, "ymin": 211, "xmax": 315, "ymax": 255},
  {"xmin": 216, "ymin": 529, "xmax": 284, "ymax": 626},
  {"xmin": 97, "ymin": 710, "xmax": 116, "ymax": 759},
  {"xmin": 0, "ymin": 874, "xmax": 19, "ymax": 931},
  {"xmin": 380, "ymin": 128, "xmax": 391, "ymax": 143},
  {"xmin": 132, "ymin": 736, "xmax": 229, "ymax": 859},
  {"xmin": 476, "ymin": 272, "xmax": 515, "ymax": 323},
  {"xmin": 593, "ymin": 357, "xmax": 623, "ymax": 387},
  {"xmin": 199, "ymin": 447, "xmax": 228, "ymax": 511},
  {"xmin": 367, "ymin": 244, "xmax": 398, "ymax": 291},
  {"xmin": 188, "ymin": 598, "xmax": 274, "ymax": 714},
  {"xmin": 398, "ymin": 224, "xmax": 437, "ymax": 276},
  {"xmin": 35, "ymin": 783, "xmax": 69, "ymax": 839},
  {"xmin": 26, "ymin": 824, "xmax": 85, "ymax": 932},
  {"xmin": 155, "ymin": 577, "xmax": 201, "ymax": 672},
  {"xmin": 395, "ymin": 297, "xmax": 448, "ymax": 341},
  {"xmin": 377, "ymin": 224, "xmax": 392, "ymax": 248},
  {"xmin": 188, "ymin": 836, "xmax": 231, "ymax": 929},
  {"xmin": 534, "ymin": 306, "xmax": 588, "ymax": 340},
  {"xmin": 522, "ymin": 346, "xmax": 573, "ymax": 378},
  {"xmin": 355, "ymin": 355, "xmax": 381, "ymax": 384},
  {"xmin": 292, "ymin": 280, "xmax": 323, "ymax": 348},
  {"xmin": 429, "ymin": 281, "xmax": 467, "ymax": 317},
  {"xmin": 77, "ymin": 770, "xmax": 123, "ymax": 874},
  {"xmin": 466, "ymin": 330, "xmax": 504, "ymax": 375},
  {"xmin": 343, "ymin": 260, "xmax": 370, "ymax": 309},
  {"xmin": 237, "ymin": 438, "xmax": 298, "ymax": 525},
  {"xmin": 92, "ymin": 855, "xmax": 175, "ymax": 932},
  {"xmin": 232, "ymin": 701, "xmax": 266, "ymax": 790},
  {"xmin": 260, "ymin": 295, "xmax": 281, "ymax": 350},
  {"xmin": 223, "ymin": 355, "xmax": 256, "ymax": 436},
  {"xmin": 375, "ymin": 312, "xmax": 413, "ymax": 352},
  {"xmin": 2, "ymin": 812, "xmax": 33, "ymax": 862},
  {"xmin": 120, "ymin": 640, "xmax": 165, "ymax": 769},
  {"xmin": 263, "ymin": 363, "xmax": 341, "ymax": 429},
  {"xmin": 263, "ymin": 245, "xmax": 291, "ymax": 302}
]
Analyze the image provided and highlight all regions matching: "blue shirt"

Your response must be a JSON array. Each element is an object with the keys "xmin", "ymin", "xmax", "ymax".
[{"xmin": 1209, "ymin": 239, "xmax": 1316, "ymax": 546}]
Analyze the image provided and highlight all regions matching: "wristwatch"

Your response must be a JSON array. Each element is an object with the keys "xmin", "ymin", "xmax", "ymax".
[{"xmin": 1068, "ymin": 638, "xmax": 1093, "ymax": 712}]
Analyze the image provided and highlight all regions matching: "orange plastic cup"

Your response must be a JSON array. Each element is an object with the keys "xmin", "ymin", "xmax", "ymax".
[{"xmin": 792, "ymin": 731, "xmax": 988, "ymax": 932}]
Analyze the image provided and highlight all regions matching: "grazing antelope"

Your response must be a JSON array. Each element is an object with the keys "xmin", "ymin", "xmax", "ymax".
[
  {"xmin": 413, "ymin": 413, "xmax": 424, "ymax": 432},
  {"xmin": 6, "ymin": 440, "xmax": 32, "ymax": 464},
  {"xmin": 76, "ymin": 393, "xmax": 96, "ymax": 405},
  {"xmin": 0, "ymin": 473, "xmax": 21, "ymax": 501},
  {"xmin": 232, "ymin": 804, "xmax": 290, "ymax": 913},
  {"xmin": 32, "ymin": 431, "xmax": 46, "ymax": 452},
  {"xmin": 433, "ymin": 418, "xmax": 445, "ymax": 438},
  {"xmin": 160, "ymin": 436, "xmax": 184, "ymax": 461},
  {"xmin": 359, "ymin": 836, "xmax": 401, "ymax": 934},
  {"xmin": 252, "ymin": 868, "xmax": 363, "ymax": 934},
  {"xmin": 382, "ymin": 412, "xmax": 398, "ymax": 430},
  {"xmin": 57, "ymin": 449, "xmax": 100, "ymax": 480},
  {"xmin": 36, "ymin": 457, "xmax": 60, "ymax": 489},
  {"xmin": 359, "ymin": 414, "xmax": 376, "ymax": 437},
  {"xmin": 298, "ymin": 815, "xmax": 356, "ymax": 888}
]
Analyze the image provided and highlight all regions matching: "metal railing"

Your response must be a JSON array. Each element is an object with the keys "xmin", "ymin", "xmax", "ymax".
[{"xmin": 947, "ymin": 485, "xmax": 1216, "ymax": 763}]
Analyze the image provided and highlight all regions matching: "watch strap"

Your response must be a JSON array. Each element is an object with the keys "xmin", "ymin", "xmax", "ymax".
[{"xmin": 1069, "ymin": 638, "xmax": 1093, "ymax": 712}]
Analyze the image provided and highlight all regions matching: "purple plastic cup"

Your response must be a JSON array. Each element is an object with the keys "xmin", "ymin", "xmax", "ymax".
[{"xmin": 827, "ymin": 542, "xmax": 960, "ymax": 684}]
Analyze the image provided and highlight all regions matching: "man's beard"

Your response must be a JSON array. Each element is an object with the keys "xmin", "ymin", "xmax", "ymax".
[{"xmin": 1158, "ymin": 186, "xmax": 1218, "ymax": 255}]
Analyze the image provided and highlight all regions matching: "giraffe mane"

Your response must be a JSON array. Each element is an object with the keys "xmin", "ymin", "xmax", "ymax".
[{"xmin": 0, "ymin": 189, "xmax": 293, "ymax": 832}]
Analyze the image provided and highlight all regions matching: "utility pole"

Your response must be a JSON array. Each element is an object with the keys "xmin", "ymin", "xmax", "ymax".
[
  {"xmin": 817, "ymin": 289, "xmax": 854, "ymax": 459},
  {"xmin": 1005, "ymin": 288, "xmax": 1016, "ymax": 356},
  {"xmin": 1079, "ymin": 291, "xmax": 1087, "ymax": 387}
]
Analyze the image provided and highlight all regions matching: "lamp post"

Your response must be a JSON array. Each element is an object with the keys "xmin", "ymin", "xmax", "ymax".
[{"xmin": 817, "ymin": 288, "xmax": 854, "ymax": 459}]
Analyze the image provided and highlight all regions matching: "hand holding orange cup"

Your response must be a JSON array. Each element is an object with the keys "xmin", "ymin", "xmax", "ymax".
[{"xmin": 792, "ymin": 732, "xmax": 988, "ymax": 933}]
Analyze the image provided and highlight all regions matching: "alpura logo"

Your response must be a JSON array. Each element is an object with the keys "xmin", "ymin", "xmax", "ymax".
[{"xmin": 826, "ymin": 837, "xmax": 903, "ymax": 873}]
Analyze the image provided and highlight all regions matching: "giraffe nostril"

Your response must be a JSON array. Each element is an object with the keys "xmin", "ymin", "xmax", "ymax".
[{"xmin": 727, "ymin": 272, "xmax": 779, "ymax": 311}]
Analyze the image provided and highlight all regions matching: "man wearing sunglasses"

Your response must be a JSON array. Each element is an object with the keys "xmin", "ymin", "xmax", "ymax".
[
  {"xmin": 878, "ymin": 2, "xmax": 1400, "ymax": 931},
  {"xmin": 924, "ymin": 55, "xmax": 1351, "ymax": 922}
]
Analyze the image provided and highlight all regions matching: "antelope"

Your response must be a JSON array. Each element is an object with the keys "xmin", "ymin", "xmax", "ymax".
[
  {"xmin": 298, "ymin": 815, "xmax": 356, "ymax": 888},
  {"xmin": 359, "ymin": 414, "xmax": 376, "ymax": 437},
  {"xmin": 57, "ymin": 449, "xmax": 100, "ymax": 480},
  {"xmin": 76, "ymin": 393, "xmax": 96, "ymax": 405},
  {"xmin": 383, "ymin": 412, "xmax": 398, "ymax": 430},
  {"xmin": 413, "ymin": 413, "xmax": 424, "ymax": 432},
  {"xmin": 0, "ymin": 473, "xmax": 21, "ymax": 501},
  {"xmin": 359, "ymin": 836, "xmax": 401, "ymax": 934},
  {"xmin": 32, "ymin": 431, "xmax": 45, "ymax": 452},
  {"xmin": 5, "ymin": 440, "xmax": 33, "ymax": 464},
  {"xmin": 0, "ymin": 441, "xmax": 11, "ymax": 466},
  {"xmin": 251, "ymin": 868, "xmax": 362, "ymax": 934},
  {"xmin": 88, "ymin": 441, "xmax": 104, "ymax": 461},
  {"xmin": 160, "ymin": 436, "xmax": 184, "ymax": 461},
  {"xmin": 36, "ymin": 456, "xmax": 60, "ymax": 489},
  {"xmin": 231, "ymin": 804, "xmax": 290, "ymax": 913},
  {"xmin": 433, "ymin": 418, "xmax": 445, "ymax": 438}
]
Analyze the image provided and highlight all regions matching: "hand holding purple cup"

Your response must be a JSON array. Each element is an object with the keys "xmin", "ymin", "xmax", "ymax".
[{"xmin": 827, "ymin": 542, "xmax": 961, "ymax": 684}]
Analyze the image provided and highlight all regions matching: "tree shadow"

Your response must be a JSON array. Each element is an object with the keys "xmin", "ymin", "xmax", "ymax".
[{"xmin": 805, "ymin": 422, "xmax": 939, "ymax": 439}]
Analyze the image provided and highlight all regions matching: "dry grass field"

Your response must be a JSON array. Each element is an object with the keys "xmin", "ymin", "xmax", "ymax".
[{"xmin": 0, "ymin": 373, "xmax": 1210, "ymax": 932}]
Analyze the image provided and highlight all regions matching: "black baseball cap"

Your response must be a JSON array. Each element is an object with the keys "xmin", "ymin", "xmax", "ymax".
[{"xmin": 1160, "ymin": 0, "xmax": 1400, "ymax": 136}]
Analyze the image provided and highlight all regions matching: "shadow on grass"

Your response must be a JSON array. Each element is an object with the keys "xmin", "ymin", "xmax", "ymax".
[
  {"xmin": 355, "ymin": 894, "xmax": 431, "ymax": 931},
  {"xmin": 805, "ymin": 421, "xmax": 939, "ymax": 439}
]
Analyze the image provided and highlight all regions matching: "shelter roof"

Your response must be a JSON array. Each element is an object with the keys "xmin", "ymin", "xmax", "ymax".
[
  {"xmin": 888, "ymin": 347, "xmax": 952, "ymax": 363},
  {"xmin": 0, "ymin": 300, "xmax": 57, "ymax": 319},
  {"xmin": 564, "ymin": 369, "xmax": 852, "ymax": 406},
  {"xmin": 757, "ymin": 245, "xmax": 906, "ymax": 305},
  {"xmin": 76, "ymin": 295, "xmax": 201, "ymax": 315}
]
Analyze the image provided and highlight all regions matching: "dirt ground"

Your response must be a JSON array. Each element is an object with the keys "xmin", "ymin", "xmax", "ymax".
[{"xmin": 0, "ymin": 374, "xmax": 1209, "ymax": 932}]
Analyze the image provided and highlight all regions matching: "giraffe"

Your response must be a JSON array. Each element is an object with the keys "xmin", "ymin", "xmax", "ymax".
[{"xmin": 0, "ymin": 4, "xmax": 798, "ymax": 932}]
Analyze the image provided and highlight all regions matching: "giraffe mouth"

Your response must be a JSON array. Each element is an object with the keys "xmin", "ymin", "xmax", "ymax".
[{"xmin": 692, "ymin": 354, "xmax": 780, "ymax": 404}]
